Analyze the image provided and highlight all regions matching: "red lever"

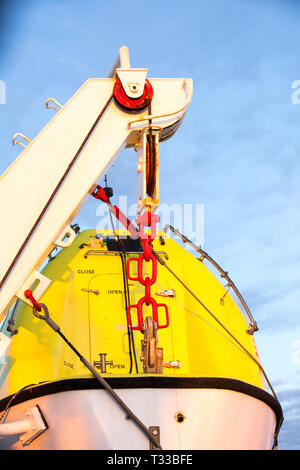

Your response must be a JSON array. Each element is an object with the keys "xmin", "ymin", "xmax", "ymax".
[
  {"xmin": 92, "ymin": 186, "xmax": 110, "ymax": 203},
  {"xmin": 110, "ymin": 205, "xmax": 139, "ymax": 238},
  {"xmin": 24, "ymin": 289, "xmax": 42, "ymax": 312},
  {"xmin": 92, "ymin": 186, "xmax": 139, "ymax": 238}
]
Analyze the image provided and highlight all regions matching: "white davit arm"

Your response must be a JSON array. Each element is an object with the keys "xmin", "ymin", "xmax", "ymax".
[{"xmin": 0, "ymin": 47, "xmax": 193, "ymax": 320}]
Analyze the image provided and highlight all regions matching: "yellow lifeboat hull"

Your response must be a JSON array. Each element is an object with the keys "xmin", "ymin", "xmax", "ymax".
[{"xmin": 0, "ymin": 230, "xmax": 282, "ymax": 449}]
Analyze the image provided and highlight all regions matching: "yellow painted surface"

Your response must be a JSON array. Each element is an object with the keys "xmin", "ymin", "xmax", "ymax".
[{"xmin": 0, "ymin": 229, "xmax": 265, "ymax": 398}]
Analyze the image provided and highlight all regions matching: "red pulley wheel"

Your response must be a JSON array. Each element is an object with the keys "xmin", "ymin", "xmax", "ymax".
[{"xmin": 113, "ymin": 78, "xmax": 153, "ymax": 111}]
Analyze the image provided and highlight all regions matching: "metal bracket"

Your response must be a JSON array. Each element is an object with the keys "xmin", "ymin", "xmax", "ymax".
[
  {"xmin": 116, "ymin": 68, "xmax": 148, "ymax": 99},
  {"xmin": 54, "ymin": 225, "xmax": 76, "ymax": 248},
  {"xmin": 45, "ymin": 97, "xmax": 63, "ymax": 113},
  {"xmin": 140, "ymin": 316, "xmax": 163, "ymax": 374},
  {"xmin": 156, "ymin": 289, "xmax": 176, "ymax": 298},
  {"xmin": 149, "ymin": 426, "xmax": 160, "ymax": 450},
  {"xmin": 12, "ymin": 133, "xmax": 31, "ymax": 149},
  {"xmin": 163, "ymin": 360, "xmax": 181, "ymax": 369},
  {"xmin": 20, "ymin": 405, "xmax": 48, "ymax": 446},
  {"xmin": 81, "ymin": 288, "xmax": 99, "ymax": 295},
  {"xmin": 16, "ymin": 270, "xmax": 51, "ymax": 308}
]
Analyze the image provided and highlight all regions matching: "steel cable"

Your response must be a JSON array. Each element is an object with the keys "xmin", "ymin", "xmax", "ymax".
[{"xmin": 32, "ymin": 303, "xmax": 162, "ymax": 450}]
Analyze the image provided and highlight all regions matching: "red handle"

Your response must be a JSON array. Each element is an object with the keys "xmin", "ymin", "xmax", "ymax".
[{"xmin": 24, "ymin": 289, "xmax": 42, "ymax": 312}]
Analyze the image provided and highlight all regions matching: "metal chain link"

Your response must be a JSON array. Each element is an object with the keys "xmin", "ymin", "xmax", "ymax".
[{"xmin": 126, "ymin": 211, "xmax": 169, "ymax": 331}]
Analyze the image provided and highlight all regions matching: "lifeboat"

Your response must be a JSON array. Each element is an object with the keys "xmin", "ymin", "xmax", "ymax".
[
  {"xmin": 0, "ymin": 228, "xmax": 283, "ymax": 449},
  {"xmin": 0, "ymin": 46, "xmax": 283, "ymax": 450}
]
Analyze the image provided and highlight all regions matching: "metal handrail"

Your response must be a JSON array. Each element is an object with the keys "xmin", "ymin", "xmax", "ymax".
[
  {"xmin": 83, "ymin": 249, "xmax": 168, "ymax": 259},
  {"xmin": 163, "ymin": 225, "xmax": 258, "ymax": 334},
  {"xmin": 127, "ymin": 79, "xmax": 192, "ymax": 129}
]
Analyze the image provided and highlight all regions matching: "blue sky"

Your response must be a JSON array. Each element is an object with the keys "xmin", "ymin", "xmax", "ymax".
[{"xmin": 0, "ymin": 0, "xmax": 300, "ymax": 449}]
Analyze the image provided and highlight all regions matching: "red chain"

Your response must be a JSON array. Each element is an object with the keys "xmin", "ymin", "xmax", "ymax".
[{"xmin": 126, "ymin": 211, "xmax": 169, "ymax": 331}]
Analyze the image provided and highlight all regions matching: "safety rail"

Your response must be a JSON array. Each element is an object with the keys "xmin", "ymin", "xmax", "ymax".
[
  {"xmin": 163, "ymin": 225, "xmax": 258, "ymax": 335},
  {"xmin": 83, "ymin": 250, "xmax": 168, "ymax": 259}
]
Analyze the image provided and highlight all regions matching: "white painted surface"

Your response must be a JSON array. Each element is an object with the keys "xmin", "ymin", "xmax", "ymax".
[{"xmin": 0, "ymin": 387, "xmax": 276, "ymax": 450}]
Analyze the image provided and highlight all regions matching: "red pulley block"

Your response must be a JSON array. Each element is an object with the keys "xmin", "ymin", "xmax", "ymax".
[{"xmin": 113, "ymin": 78, "xmax": 153, "ymax": 111}]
